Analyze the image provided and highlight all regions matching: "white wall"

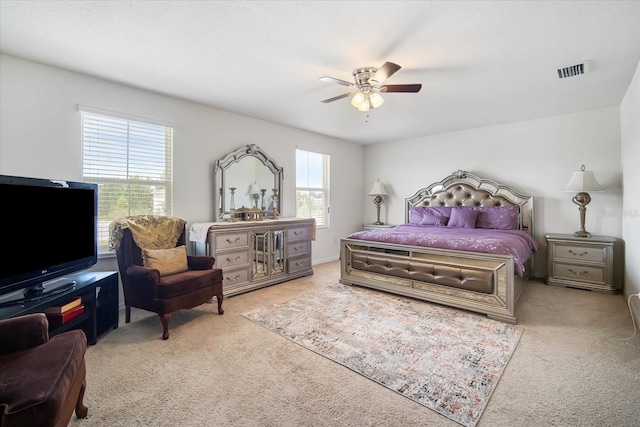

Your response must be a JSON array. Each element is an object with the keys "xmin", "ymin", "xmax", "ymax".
[
  {"xmin": 620, "ymin": 60, "xmax": 640, "ymax": 321},
  {"xmin": 363, "ymin": 108, "xmax": 623, "ymax": 279},
  {"xmin": 0, "ymin": 54, "xmax": 364, "ymax": 273}
]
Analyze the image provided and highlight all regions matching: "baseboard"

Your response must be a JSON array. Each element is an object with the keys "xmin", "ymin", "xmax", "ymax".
[
  {"xmin": 312, "ymin": 255, "xmax": 340, "ymax": 266},
  {"xmin": 628, "ymin": 293, "xmax": 640, "ymax": 329}
]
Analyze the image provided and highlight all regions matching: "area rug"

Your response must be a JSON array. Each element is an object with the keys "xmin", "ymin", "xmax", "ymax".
[{"xmin": 241, "ymin": 283, "xmax": 523, "ymax": 427}]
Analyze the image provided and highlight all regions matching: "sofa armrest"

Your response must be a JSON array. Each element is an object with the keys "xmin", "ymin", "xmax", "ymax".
[
  {"xmin": 0, "ymin": 313, "xmax": 49, "ymax": 356},
  {"xmin": 187, "ymin": 255, "xmax": 215, "ymax": 270}
]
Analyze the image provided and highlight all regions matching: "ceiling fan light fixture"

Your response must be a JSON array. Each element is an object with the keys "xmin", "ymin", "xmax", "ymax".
[
  {"xmin": 369, "ymin": 91, "xmax": 384, "ymax": 108},
  {"xmin": 351, "ymin": 91, "xmax": 366, "ymax": 108},
  {"xmin": 350, "ymin": 90, "xmax": 383, "ymax": 111}
]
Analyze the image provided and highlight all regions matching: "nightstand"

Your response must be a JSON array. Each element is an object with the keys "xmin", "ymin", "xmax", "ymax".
[
  {"xmin": 545, "ymin": 233, "xmax": 618, "ymax": 293},
  {"xmin": 362, "ymin": 224, "xmax": 396, "ymax": 230}
]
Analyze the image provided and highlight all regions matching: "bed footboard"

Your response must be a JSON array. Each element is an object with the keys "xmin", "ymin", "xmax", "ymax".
[{"xmin": 340, "ymin": 238, "xmax": 528, "ymax": 323}]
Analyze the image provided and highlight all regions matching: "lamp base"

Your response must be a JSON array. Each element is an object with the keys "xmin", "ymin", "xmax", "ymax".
[{"xmin": 574, "ymin": 230, "xmax": 592, "ymax": 238}]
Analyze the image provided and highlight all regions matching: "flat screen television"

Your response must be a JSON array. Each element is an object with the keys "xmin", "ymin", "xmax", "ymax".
[{"xmin": 0, "ymin": 174, "xmax": 98, "ymax": 306}]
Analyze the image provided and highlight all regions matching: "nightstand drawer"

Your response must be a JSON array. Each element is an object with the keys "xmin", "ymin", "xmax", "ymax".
[
  {"xmin": 553, "ymin": 263, "xmax": 605, "ymax": 284},
  {"xmin": 554, "ymin": 245, "xmax": 605, "ymax": 263}
]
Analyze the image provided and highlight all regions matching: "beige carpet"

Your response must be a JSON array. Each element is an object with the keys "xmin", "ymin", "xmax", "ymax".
[{"xmin": 71, "ymin": 261, "xmax": 639, "ymax": 426}]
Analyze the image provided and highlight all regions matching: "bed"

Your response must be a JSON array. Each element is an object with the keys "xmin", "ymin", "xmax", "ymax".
[{"xmin": 339, "ymin": 170, "xmax": 538, "ymax": 324}]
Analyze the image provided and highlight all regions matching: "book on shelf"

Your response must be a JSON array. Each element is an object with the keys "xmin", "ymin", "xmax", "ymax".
[
  {"xmin": 47, "ymin": 304, "xmax": 85, "ymax": 326},
  {"xmin": 44, "ymin": 297, "xmax": 82, "ymax": 314}
]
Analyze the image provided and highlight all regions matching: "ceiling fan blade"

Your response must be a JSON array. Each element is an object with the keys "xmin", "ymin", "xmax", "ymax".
[
  {"xmin": 380, "ymin": 84, "xmax": 422, "ymax": 93},
  {"xmin": 321, "ymin": 92, "xmax": 354, "ymax": 103},
  {"xmin": 372, "ymin": 62, "xmax": 401, "ymax": 84},
  {"xmin": 319, "ymin": 76, "xmax": 354, "ymax": 87}
]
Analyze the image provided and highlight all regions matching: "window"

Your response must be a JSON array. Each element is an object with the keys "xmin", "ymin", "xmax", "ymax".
[
  {"xmin": 80, "ymin": 107, "xmax": 174, "ymax": 254},
  {"xmin": 296, "ymin": 149, "xmax": 330, "ymax": 227}
]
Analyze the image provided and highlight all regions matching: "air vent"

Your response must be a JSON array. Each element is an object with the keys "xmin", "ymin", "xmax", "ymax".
[{"xmin": 557, "ymin": 61, "xmax": 590, "ymax": 79}]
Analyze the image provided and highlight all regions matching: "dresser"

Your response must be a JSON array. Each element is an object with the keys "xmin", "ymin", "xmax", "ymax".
[
  {"xmin": 545, "ymin": 233, "xmax": 619, "ymax": 293},
  {"xmin": 190, "ymin": 218, "xmax": 313, "ymax": 297}
]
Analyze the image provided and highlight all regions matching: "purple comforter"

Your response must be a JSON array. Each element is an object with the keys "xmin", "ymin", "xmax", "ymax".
[{"xmin": 347, "ymin": 225, "xmax": 539, "ymax": 277}]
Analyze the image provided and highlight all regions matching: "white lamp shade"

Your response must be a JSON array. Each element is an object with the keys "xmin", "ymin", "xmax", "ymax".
[
  {"xmin": 368, "ymin": 180, "xmax": 388, "ymax": 196},
  {"xmin": 369, "ymin": 92, "xmax": 384, "ymax": 108},
  {"xmin": 249, "ymin": 183, "xmax": 261, "ymax": 195},
  {"xmin": 562, "ymin": 169, "xmax": 604, "ymax": 192}
]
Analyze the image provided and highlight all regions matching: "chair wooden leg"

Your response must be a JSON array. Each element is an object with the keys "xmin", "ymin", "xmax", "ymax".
[
  {"xmin": 125, "ymin": 305, "xmax": 131, "ymax": 323},
  {"xmin": 159, "ymin": 313, "xmax": 171, "ymax": 340},
  {"xmin": 75, "ymin": 379, "xmax": 88, "ymax": 419},
  {"xmin": 217, "ymin": 293, "xmax": 224, "ymax": 315}
]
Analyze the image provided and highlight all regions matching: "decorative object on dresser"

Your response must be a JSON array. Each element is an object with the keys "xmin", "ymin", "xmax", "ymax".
[
  {"xmin": 341, "ymin": 170, "xmax": 536, "ymax": 324},
  {"xmin": 545, "ymin": 233, "xmax": 619, "ymax": 293},
  {"xmin": 110, "ymin": 215, "xmax": 224, "ymax": 340},
  {"xmin": 562, "ymin": 164, "xmax": 604, "ymax": 238},
  {"xmin": 368, "ymin": 178, "xmax": 388, "ymax": 225},
  {"xmin": 189, "ymin": 218, "xmax": 314, "ymax": 297},
  {"xmin": 214, "ymin": 144, "xmax": 283, "ymax": 221}
]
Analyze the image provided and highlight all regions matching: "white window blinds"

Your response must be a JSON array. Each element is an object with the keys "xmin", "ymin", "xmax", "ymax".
[
  {"xmin": 296, "ymin": 149, "xmax": 330, "ymax": 227},
  {"xmin": 80, "ymin": 107, "xmax": 174, "ymax": 253}
]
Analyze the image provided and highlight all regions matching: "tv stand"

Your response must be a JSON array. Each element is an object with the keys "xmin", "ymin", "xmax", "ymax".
[
  {"xmin": 21, "ymin": 280, "xmax": 77, "ymax": 300},
  {"xmin": 0, "ymin": 271, "xmax": 118, "ymax": 345}
]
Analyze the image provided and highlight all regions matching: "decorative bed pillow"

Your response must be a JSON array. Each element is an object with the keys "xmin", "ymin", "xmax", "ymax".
[
  {"xmin": 142, "ymin": 245, "xmax": 189, "ymax": 276},
  {"xmin": 409, "ymin": 206, "xmax": 453, "ymax": 225},
  {"xmin": 419, "ymin": 214, "xmax": 449, "ymax": 227},
  {"xmin": 476, "ymin": 206, "xmax": 520, "ymax": 230},
  {"xmin": 447, "ymin": 207, "xmax": 479, "ymax": 228}
]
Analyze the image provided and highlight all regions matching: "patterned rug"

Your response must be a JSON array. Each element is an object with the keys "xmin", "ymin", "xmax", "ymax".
[{"xmin": 241, "ymin": 284, "xmax": 523, "ymax": 427}]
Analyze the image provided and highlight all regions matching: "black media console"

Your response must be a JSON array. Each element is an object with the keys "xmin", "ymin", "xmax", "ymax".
[{"xmin": 0, "ymin": 271, "xmax": 119, "ymax": 345}]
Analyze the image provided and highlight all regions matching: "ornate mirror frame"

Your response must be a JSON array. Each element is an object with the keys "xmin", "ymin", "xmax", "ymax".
[{"xmin": 213, "ymin": 144, "xmax": 284, "ymax": 220}]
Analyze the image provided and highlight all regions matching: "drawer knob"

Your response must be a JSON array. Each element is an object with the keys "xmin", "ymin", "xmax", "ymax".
[
  {"xmin": 225, "ymin": 256, "xmax": 241, "ymax": 263},
  {"xmin": 568, "ymin": 249, "xmax": 589, "ymax": 256},
  {"xmin": 225, "ymin": 274, "xmax": 241, "ymax": 282},
  {"xmin": 568, "ymin": 268, "xmax": 589, "ymax": 276},
  {"xmin": 225, "ymin": 237, "xmax": 241, "ymax": 244}
]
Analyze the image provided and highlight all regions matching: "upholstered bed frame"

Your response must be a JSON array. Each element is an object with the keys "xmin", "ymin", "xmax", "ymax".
[{"xmin": 340, "ymin": 170, "xmax": 534, "ymax": 324}]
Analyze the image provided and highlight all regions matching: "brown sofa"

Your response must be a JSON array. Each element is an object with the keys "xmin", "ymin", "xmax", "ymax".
[{"xmin": 0, "ymin": 313, "xmax": 88, "ymax": 427}]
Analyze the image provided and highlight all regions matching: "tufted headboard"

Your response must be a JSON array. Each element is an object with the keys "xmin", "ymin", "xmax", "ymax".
[{"xmin": 404, "ymin": 170, "xmax": 534, "ymax": 238}]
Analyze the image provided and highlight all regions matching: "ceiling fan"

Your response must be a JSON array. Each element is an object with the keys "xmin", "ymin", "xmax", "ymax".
[{"xmin": 319, "ymin": 62, "xmax": 422, "ymax": 111}]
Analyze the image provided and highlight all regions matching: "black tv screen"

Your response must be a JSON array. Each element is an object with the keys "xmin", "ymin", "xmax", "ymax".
[{"xmin": 0, "ymin": 174, "xmax": 98, "ymax": 302}]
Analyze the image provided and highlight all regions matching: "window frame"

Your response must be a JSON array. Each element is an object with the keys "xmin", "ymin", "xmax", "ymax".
[
  {"xmin": 295, "ymin": 148, "xmax": 330, "ymax": 228},
  {"xmin": 79, "ymin": 106, "xmax": 174, "ymax": 254}
]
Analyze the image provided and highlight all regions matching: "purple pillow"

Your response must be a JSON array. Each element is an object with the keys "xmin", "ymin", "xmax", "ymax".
[
  {"xmin": 476, "ymin": 206, "xmax": 519, "ymax": 230},
  {"xmin": 447, "ymin": 207, "xmax": 479, "ymax": 228},
  {"xmin": 419, "ymin": 214, "xmax": 449, "ymax": 227},
  {"xmin": 409, "ymin": 206, "xmax": 453, "ymax": 225}
]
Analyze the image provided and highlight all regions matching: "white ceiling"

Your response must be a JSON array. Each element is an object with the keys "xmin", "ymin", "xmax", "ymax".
[{"xmin": 2, "ymin": 1, "xmax": 640, "ymax": 145}]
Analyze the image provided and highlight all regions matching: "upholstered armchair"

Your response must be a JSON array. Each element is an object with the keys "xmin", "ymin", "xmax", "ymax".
[
  {"xmin": 0, "ymin": 313, "xmax": 88, "ymax": 427},
  {"xmin": 110, "ymin": 215, "xmax": 223, "ymax": 340}
]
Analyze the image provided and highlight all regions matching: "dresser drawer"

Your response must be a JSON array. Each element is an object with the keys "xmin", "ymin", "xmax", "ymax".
[
  {"xmin": 554, "ymin": 244, "xmax": 605, "ymax": 263},
  {"xmin": 553, "ymin": 263, "xmax": 605, "ymax": 284},
  {"xmin": 213, "ymin": 232, "xmax": 249, "ymax": 250},
  {"xmin": 215, "ymin": 250, "xmax": 249, "ymax": 269},
  {"xmin": 221, "ymin": 267, "xmax": 250, "ymax": 287},
  {"xmin": 287, "ymin": 226, "xmax": 309, "ymax": 241},
  {"xmin": 288, "ymin": 256, "xmax": 311, "ymax": 274},
  {"xmin": 287, "ymin": 241, "xmax": 309, "ymax": 258}
]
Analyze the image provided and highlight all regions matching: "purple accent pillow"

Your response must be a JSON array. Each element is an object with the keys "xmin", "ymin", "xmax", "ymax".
[
  {"xmin": 447, "ymin": 207, "xmax": 479, "ymax": 228},
  {"xmin": 409, "ymin": 206, "xmax": 453, "ymax": 225},
  {"xmin": 476, "ymin": 206, "xmax": 520, "ymax": 230},
  {"xmin": 419, "ymin": 214, "xmax": 449, "ymax": 227}
]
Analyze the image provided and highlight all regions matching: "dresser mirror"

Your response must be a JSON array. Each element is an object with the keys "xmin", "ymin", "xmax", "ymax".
[{"xmin": 214, "ymin": 144, "xmax": 283, "ymax": 220}]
